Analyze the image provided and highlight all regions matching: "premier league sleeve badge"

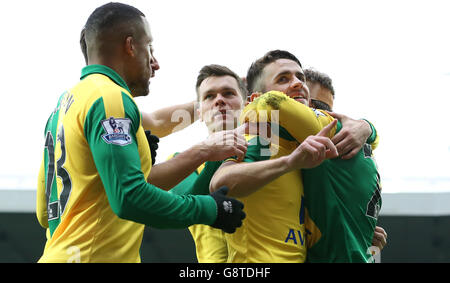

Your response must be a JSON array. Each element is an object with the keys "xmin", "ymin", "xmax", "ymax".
[{"xmin": 100, "ymin": 117, "xmax": 133, "ymax": 146}]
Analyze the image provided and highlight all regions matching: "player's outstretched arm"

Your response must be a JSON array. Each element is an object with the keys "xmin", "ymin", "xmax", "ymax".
[
  {"xmin": 148, "ymin": 127, "xmax": 247, "ymax": 190},
  {"xmin": 141, "ymin": 100, "xmax": 197, "ymax": 138},
  {"xmin": 210, "ymin": 157, "xmax": 292, "ymax": 198}
]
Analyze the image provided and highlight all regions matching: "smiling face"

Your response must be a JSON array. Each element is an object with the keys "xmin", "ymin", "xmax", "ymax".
[
  {"xmin": 260, "ymin": 59, "xmax": 310, "ymax": 105},
  {"xmin": 197, "ymin": 75, "xmax": 245, "ymax": 133}
]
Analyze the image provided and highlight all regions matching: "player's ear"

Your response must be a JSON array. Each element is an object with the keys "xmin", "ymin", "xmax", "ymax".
[{"xmin": 125, "ymin": 36, "xmax": 135, "ymax": 57}]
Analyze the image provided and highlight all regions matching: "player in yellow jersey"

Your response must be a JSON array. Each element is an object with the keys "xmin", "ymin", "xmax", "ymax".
[
  {"xmin": 79, "ymin": 10, "xmax": 247, "ymax": 263},
  {"xmin": 167, "ymin": 64, "xmax": 249, "ymax": 262},
  {"xmin": 210, "ymin": 50, "xmax": 376, "ymax": 262},
  {"xmin": 36, "ymin": 3, "xmax": 245, "ymax": 263}
]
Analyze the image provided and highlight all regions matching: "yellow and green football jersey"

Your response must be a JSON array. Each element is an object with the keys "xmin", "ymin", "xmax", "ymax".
[
  {"xmin": 225, "ymin": 94, "xmax": 336, "ymax": 262},
  {"xmin": 225, "ymin": 136, "xmax": 307, "ymax": 263},
  {"xmin": 36, "ymin": 65, "xmax": 217, "ymax": 263},
  {"xmin": 225, "ymin": 90, "xmax": 380, "ymax": 263}
]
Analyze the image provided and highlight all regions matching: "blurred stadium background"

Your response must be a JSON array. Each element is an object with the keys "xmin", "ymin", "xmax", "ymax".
[{"xmin": 1, "ymin": 180, "xmax": 449, "ymax": 263}]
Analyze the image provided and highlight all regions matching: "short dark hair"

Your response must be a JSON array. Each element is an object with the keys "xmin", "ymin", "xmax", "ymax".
[
  {"xmin": 246, "ymin": 50, "xmax": 303, "ymax": 94},
  {"xmin": 310, "ymin": 99, "xmax": 332, "ymax": 111},
  {"xmin": 196, "ymin": 64, "xmax": 248, "ymax": 102},
  {"xmin": 304, "ymin": 68, "xmax": 335, "ymax": 98},
  {"xmin": 82, "ymin": 2, "xmax": 146, "ymax": 60},
  {"xmin": 84, "ymin": 2, "xmax": 145, "ymax": 36}
]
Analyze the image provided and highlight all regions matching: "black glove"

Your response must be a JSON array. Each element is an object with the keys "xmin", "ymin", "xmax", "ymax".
[
  {"xmin": 210, "ymin": 186, "xmax": 246, "ymax": 233},
  {"xmin": 145, "ymin": 130, "xmax": 159, "ymax": 166}
]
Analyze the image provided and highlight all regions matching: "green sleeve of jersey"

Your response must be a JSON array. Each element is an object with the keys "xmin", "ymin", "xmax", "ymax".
[
  {"xmin": 245, "ymin": 136, "xmax": 271, "ymax": 163},
  {"xmin": 192, "ymin": 161, "xmax": 223, "ymax": 194},
  {"xmin": 362, "ymin": 119, "xmax": 377, "ymax": 144},
  {"xmin": 170, "ymin": 161, "xmax": 223, "ymax": 196},
  {"xmin": 84, "ymin": 94, "xmax": 217, "ymax": 228},
  {"xmin": 169, "ymin": 172, "xmax": 198, "ymax": 195}
]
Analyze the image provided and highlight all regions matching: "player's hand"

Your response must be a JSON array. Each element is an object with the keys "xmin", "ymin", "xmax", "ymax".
[
  {"xmin": 200, "ymin": 128, "xmax": 248, "ymax": 162},
  {"xmin": 243, "ymin": 121, "xmax": 272, "ymax": 139},
  {"xmin": 145, "ymin": 130, "xmax": 159, "ymax": 165},
  {"xmin": 210, "ymin": 186, "xmax": 246, "ymax": 233},
  {"xmin": 287, "ymin": 119, "xmax": 338, "ymax": 170},
  {"xmin": 327, "ymin": 112, "xmax": 372, "ymax": 160},
  {"xmin": 372, "ymin": 226, "xmax": 387, "ymax": 250}
]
